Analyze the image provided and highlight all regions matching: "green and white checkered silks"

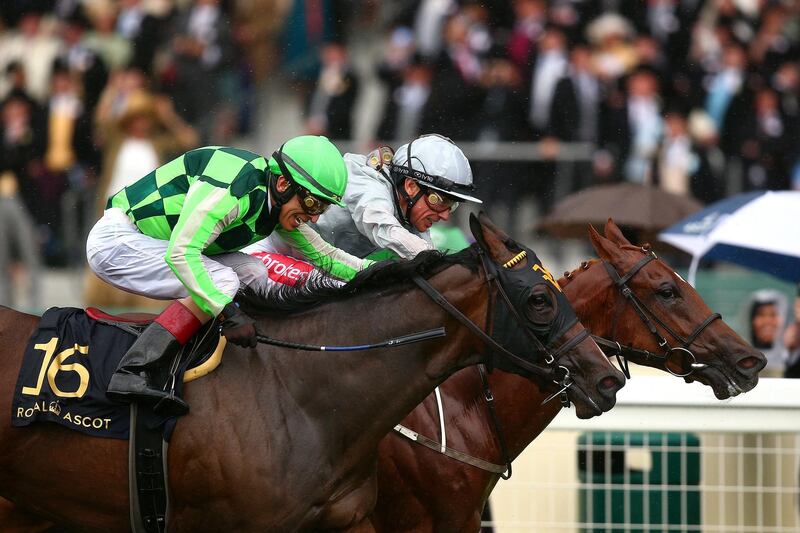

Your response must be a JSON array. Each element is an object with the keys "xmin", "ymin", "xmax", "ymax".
[
  {"xmin": 108, "ymin": 146, "xmax": 275, "ymax": 316},
  {"xmin": 106, "ymin": 145, "xmax": 367, "ymax": 316}
]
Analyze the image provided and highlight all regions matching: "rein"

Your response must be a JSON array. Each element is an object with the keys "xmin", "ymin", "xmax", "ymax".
[
  {"xmin": 597, "ymin": 250, "xmax": 721, "ymax": 378},
  {"xmin": 256, "ymin": 328, "xmax": 446, "ymax": 351}
]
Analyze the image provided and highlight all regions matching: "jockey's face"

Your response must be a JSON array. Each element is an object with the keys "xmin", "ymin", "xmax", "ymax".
[
  {"xmin": 404, "ymin": 179, "xmax": 451, "ymax": 232},
  {"xmin": 275, "ymin": 175, "xmax": 321, "ymax": 230}
]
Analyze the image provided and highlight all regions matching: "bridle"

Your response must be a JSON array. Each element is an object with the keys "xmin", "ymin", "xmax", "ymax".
[
  {"xmin": 593, "ymin": 249, "xmax": 721, "ymax": 378},
  {"xmin": 413, "ymin": 246, "xmax": 591, "ymax": 408}
]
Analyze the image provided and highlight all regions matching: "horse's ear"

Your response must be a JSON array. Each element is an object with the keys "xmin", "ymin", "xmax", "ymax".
[
  {"xmin": 477, "ymin": 212, "xmax": 512, "ymax": 244},
  {"xmin": 604, "ymin": 218, "xmax": 632, "ymax": 246},
  {"xmin": 469, "ymin": 212, "xmax": 487, "ymax": 249},
  {"xmin": 589, "ymin": 224, "xmax": 624, "ymax": 263},
  {"xmin": 470, "ymin": 212, "xmax": 515, "ymax": 264}
]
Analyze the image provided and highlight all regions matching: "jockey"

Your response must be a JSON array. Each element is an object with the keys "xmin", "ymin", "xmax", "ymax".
[
  {"xmin": 245, "ymin": 134, "xmax": 482, "ymax": 264},
  {"xmin": 86, "ymin": 136, "xmax": 371, "ymax": 414}
]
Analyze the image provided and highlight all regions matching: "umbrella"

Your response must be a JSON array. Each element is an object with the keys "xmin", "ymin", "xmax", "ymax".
[
  {"xmin": 658, "ymin": 191, "xmax": 800, "ymax": 284},
  {"xmin": 539, "ymin": 183, "xmax": 703, "ymax": 240}
]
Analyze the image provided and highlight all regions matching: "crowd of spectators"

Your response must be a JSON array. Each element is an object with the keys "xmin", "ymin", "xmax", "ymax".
[
  {"xmin": 336, "ymin": 0, "xmax": 800, "ymax": 221},
  {"xmin": 1, "ymin": 0, "xmax": 799, "ymax": 310}
]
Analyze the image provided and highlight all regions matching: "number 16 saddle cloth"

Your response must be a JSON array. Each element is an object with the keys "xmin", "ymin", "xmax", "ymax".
[{"xmin": 11, "ymin": 307, "xmax": 203, "ymax": 440}]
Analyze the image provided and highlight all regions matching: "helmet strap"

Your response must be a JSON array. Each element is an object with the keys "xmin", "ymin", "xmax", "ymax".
[{"xmin": 396, "ymin": 179, "xmax": 425, "ymax": 224}]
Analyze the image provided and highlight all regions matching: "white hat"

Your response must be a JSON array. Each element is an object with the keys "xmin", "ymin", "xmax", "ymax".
[{"xmin": 392, "ymin": 134, "xmax": 482, "ymax": 204}]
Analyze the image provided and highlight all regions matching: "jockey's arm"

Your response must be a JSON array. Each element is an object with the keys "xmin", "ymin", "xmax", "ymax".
[
  {"xmin": 275, "ymin": 224, "xmax": 372, "ymax": 281},
  {"xmin": 165, "ymin": 182, "xmax": 241, "ymax": 317},
  {"xmin": 351, "ymin": 195, "xmax": 433, "ymax": 260}
]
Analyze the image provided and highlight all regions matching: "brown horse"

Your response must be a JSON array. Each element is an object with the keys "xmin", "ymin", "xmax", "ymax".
[
  {"xmin": 371, "ymin": 219, "xmax": 767, "ymax": 532},
  {"xmin": 0, "ymin": 215, "xmax": 624, "ymax": 532}
]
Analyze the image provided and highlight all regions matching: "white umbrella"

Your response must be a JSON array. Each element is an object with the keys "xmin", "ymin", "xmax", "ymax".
[{"xmin": 658, "ymin": 191, "xmax": 800, "ymax": 284}]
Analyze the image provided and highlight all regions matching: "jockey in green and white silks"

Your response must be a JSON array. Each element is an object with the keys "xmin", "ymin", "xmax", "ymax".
[
  {"xmin": 244, "ymin": 134, "xmax": 482, "ymax": 263},
  {"xmin": 86, "ymin": 136, "xmax": 370, "ymax": 414}
]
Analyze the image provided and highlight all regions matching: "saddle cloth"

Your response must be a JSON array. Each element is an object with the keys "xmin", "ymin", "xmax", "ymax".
[{"xmin": 11, "ymin": 307, "xmax": 216, "ymax": 440}]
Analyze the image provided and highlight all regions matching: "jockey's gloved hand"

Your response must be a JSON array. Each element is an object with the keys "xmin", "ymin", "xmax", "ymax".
[{"xmin": 220, "ymin": 303, "xmax": 257, "ymax": 348}]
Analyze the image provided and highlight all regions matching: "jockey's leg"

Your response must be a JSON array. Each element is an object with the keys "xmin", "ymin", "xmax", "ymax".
[
  {"xmin": 88, "ymin": 209, "xmax": 239, "ymax": 414},
  {"xmin": 107, "ymin": 300, "xmax": 204, "ymax": 415}
]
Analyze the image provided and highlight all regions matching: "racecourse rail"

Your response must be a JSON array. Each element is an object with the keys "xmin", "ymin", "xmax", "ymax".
[{"xmin": 485, "ymin": 377, "xmax": 800, "ymax": 532}]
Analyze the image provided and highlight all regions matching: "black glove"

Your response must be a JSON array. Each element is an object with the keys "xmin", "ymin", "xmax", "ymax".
[{"xmin": 220, "ymin": 303, "xmax": 257, "ymax": 348}]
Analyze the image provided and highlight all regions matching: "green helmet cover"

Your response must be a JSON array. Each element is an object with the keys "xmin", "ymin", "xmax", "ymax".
[{"xmin": 268, "ymin": 135, "xmax": 347, "ymax": 207}]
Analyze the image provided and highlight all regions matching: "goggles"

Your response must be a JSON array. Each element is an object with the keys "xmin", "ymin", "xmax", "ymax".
[
  {"xmin": 423, "ymin": 189, "xmax": 459, "ymax": 213},
  {"xmin": 297, "ymin": 186, "xmax": 331, "ymax": 216}
]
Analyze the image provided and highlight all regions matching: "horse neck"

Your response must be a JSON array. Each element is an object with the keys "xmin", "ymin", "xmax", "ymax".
[{"xmin": 252, "ymin": 265, "xmax": 487, "ymax": 461}]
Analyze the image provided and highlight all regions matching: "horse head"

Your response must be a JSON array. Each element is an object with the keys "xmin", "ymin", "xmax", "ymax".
[
  {"xmin": 582, "ymin": 218, "xmax": 766, "ymax": 399},
  {"xmin": 469, "ymin": 213, "xmax": 625, "ymax": 418}
]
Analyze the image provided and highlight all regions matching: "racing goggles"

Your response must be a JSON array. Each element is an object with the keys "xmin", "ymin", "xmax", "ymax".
[
  {"xmin": 423, "ymin": 189, "xmax": 459, "ymax": 213},
  {"xmin": 297, "ymin": 186, "xmax": 331, "ymax": 216}
]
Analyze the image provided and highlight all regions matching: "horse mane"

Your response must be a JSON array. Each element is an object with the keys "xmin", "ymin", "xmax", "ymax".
[
  {"xmin": 238, "ymin": 245, "xmax": 480, "ymax": 315},
  {"xmin": 558, "ymin": 243, "xmax": 651, "ymax": 287}
]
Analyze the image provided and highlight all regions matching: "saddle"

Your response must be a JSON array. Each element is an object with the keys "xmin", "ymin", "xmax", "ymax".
[{"xmin": 86, "ymin": 307, "xmax": 226, "ymax": 383}]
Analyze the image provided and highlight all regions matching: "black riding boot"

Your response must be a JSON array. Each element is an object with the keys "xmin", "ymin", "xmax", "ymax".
[{"xmin": 107, "ymin": 321, "xmax": 190, "ymax": 416}]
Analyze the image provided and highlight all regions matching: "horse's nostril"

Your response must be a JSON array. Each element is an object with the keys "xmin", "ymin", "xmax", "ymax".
[
  {"xmin": 599, "ymin": 375, "xmax": 622, "ymax": 392},
  {"xmin": 738, "ymin": 355, "xmax": 765, "ymax": 372}
]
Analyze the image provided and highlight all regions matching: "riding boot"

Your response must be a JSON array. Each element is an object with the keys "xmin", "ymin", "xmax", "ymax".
[{"xmin": 107, "ymin": 301, "xmax": 203, "ymax": 416}]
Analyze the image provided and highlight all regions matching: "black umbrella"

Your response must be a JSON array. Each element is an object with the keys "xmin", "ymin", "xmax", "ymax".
[{"xmin": 539, "ymin": 183, "xmax": 703, "ymax": 240}]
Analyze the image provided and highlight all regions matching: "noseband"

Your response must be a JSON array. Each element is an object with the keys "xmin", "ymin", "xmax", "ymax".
[
  {"xmin": 595, "ymin": 250, "xmax": 721, "ymax": 378},
  {"xmin": 413, "ymin": 247, "xmax": 589, "ymax": 406}
]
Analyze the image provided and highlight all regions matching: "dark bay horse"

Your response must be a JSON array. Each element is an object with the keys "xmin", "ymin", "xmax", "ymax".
[
  {"xmin": 372, "ymin": 218, "xmax": 767, "ymax": 532},
  {"xmin": 0, "ymin": 215, "xmax": 623, "ymax": 532}
]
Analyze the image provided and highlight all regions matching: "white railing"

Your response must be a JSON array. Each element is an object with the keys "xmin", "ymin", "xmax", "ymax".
[{"xmin": 486, "ymin": 378, "xmax": 800, "ymax": 533}]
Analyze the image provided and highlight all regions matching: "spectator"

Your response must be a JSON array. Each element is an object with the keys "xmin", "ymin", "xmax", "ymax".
[
  {"xmin": 790, "ymin": 284, "xmax": 800, "ymax": 519},
  {"xmin": 741, "ymin": 289, "xmax": 788, "ymax": 378},
  {"xmin": 473, "ymin": 50, "xmax": 532, "ymax": 227},
  {"xmin": 0, "ymin": 95, "xmax": 44, "ymax": 308},
  {"xmin": 83, "ymin": 0, "xmax": 133, "ymax": 72},
  {"xmin": 56, "ymin": 5, "xmax": 109, "ymax": 112},
  {"xmin": 40, "ymin": 61, "xmax": 97, "ymax": 266},
  {"xmin": 739, "ymin": 88, "xmax": 790, "ymax": 191},
  {"xmin": 166, "ymin": 0, "xmax": 236, "ymax": 143},
  {"xmin": 377, "ymin": 55, "xmax": 433, "ymax": 142},
  {"xmin": 116, "ymin": 0, "xmax": 171, "ymax": 75},
  {"xmin": 423, "ymin": 12, "xmax": 486, "ymax": 139},
  {"xmin": 549, "ymin": 44, "xmax": 602, "ymax": 192},
  {"xmin": 784, "ymin": 285, "xmax": 800, "ymax": 379},
  {"xmin": 628, "ymin": 69, "xmax": 664, "ymax": 183},
  {"xmin": 527, "ymin": 26, "xmax": 569, "ymax": 138},
  {"xmin": 506, "ymin": 0, "xmax": 546, "ymax": 75},
  {"xmin": 306, "ymin": 41, "xmax": 359, "ymax": 140},
  {"xmin": 586, "ymin": 13, "xmax": 638, "ymax": 83},
  {"xmin": 687, "ymin": 109, "xmax": 725, "ymax": 203},
  {"xmin": 0, "ymin": 9, "xmax": 60, "ymax": 104},
  {"xmin": 657, "ymin": 111, "xmax": 697, "ymax": 196}
]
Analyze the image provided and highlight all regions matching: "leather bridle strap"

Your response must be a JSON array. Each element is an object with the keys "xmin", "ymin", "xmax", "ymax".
[
  {"xmin": 603, "ymin": 256, "xmax": 721, "ymax": 350},
  {"xmin": 477, "ymin": 364, "xmax": 513, "ymax": 479},
  {"xmin": 411, "ymin": 275, "xmax": 549, "ymax": 377}
]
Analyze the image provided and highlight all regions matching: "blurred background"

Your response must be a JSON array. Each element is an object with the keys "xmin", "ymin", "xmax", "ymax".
[
  {"xmin": 1, "ymin": 2, "xmax": 800, "ymax": 531},
  {"xmin": 0, "ymin": 0, "xmax": 798, "ymax": 362}
]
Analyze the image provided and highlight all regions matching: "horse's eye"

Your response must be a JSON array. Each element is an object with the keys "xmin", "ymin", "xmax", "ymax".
[
  {"xmin": 657, "ymin": 286, "xmax": 677, "ymax": 299},
  {"xmin": 530, "ymin": 294, "xmax": 547, "ymax": 307}
]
